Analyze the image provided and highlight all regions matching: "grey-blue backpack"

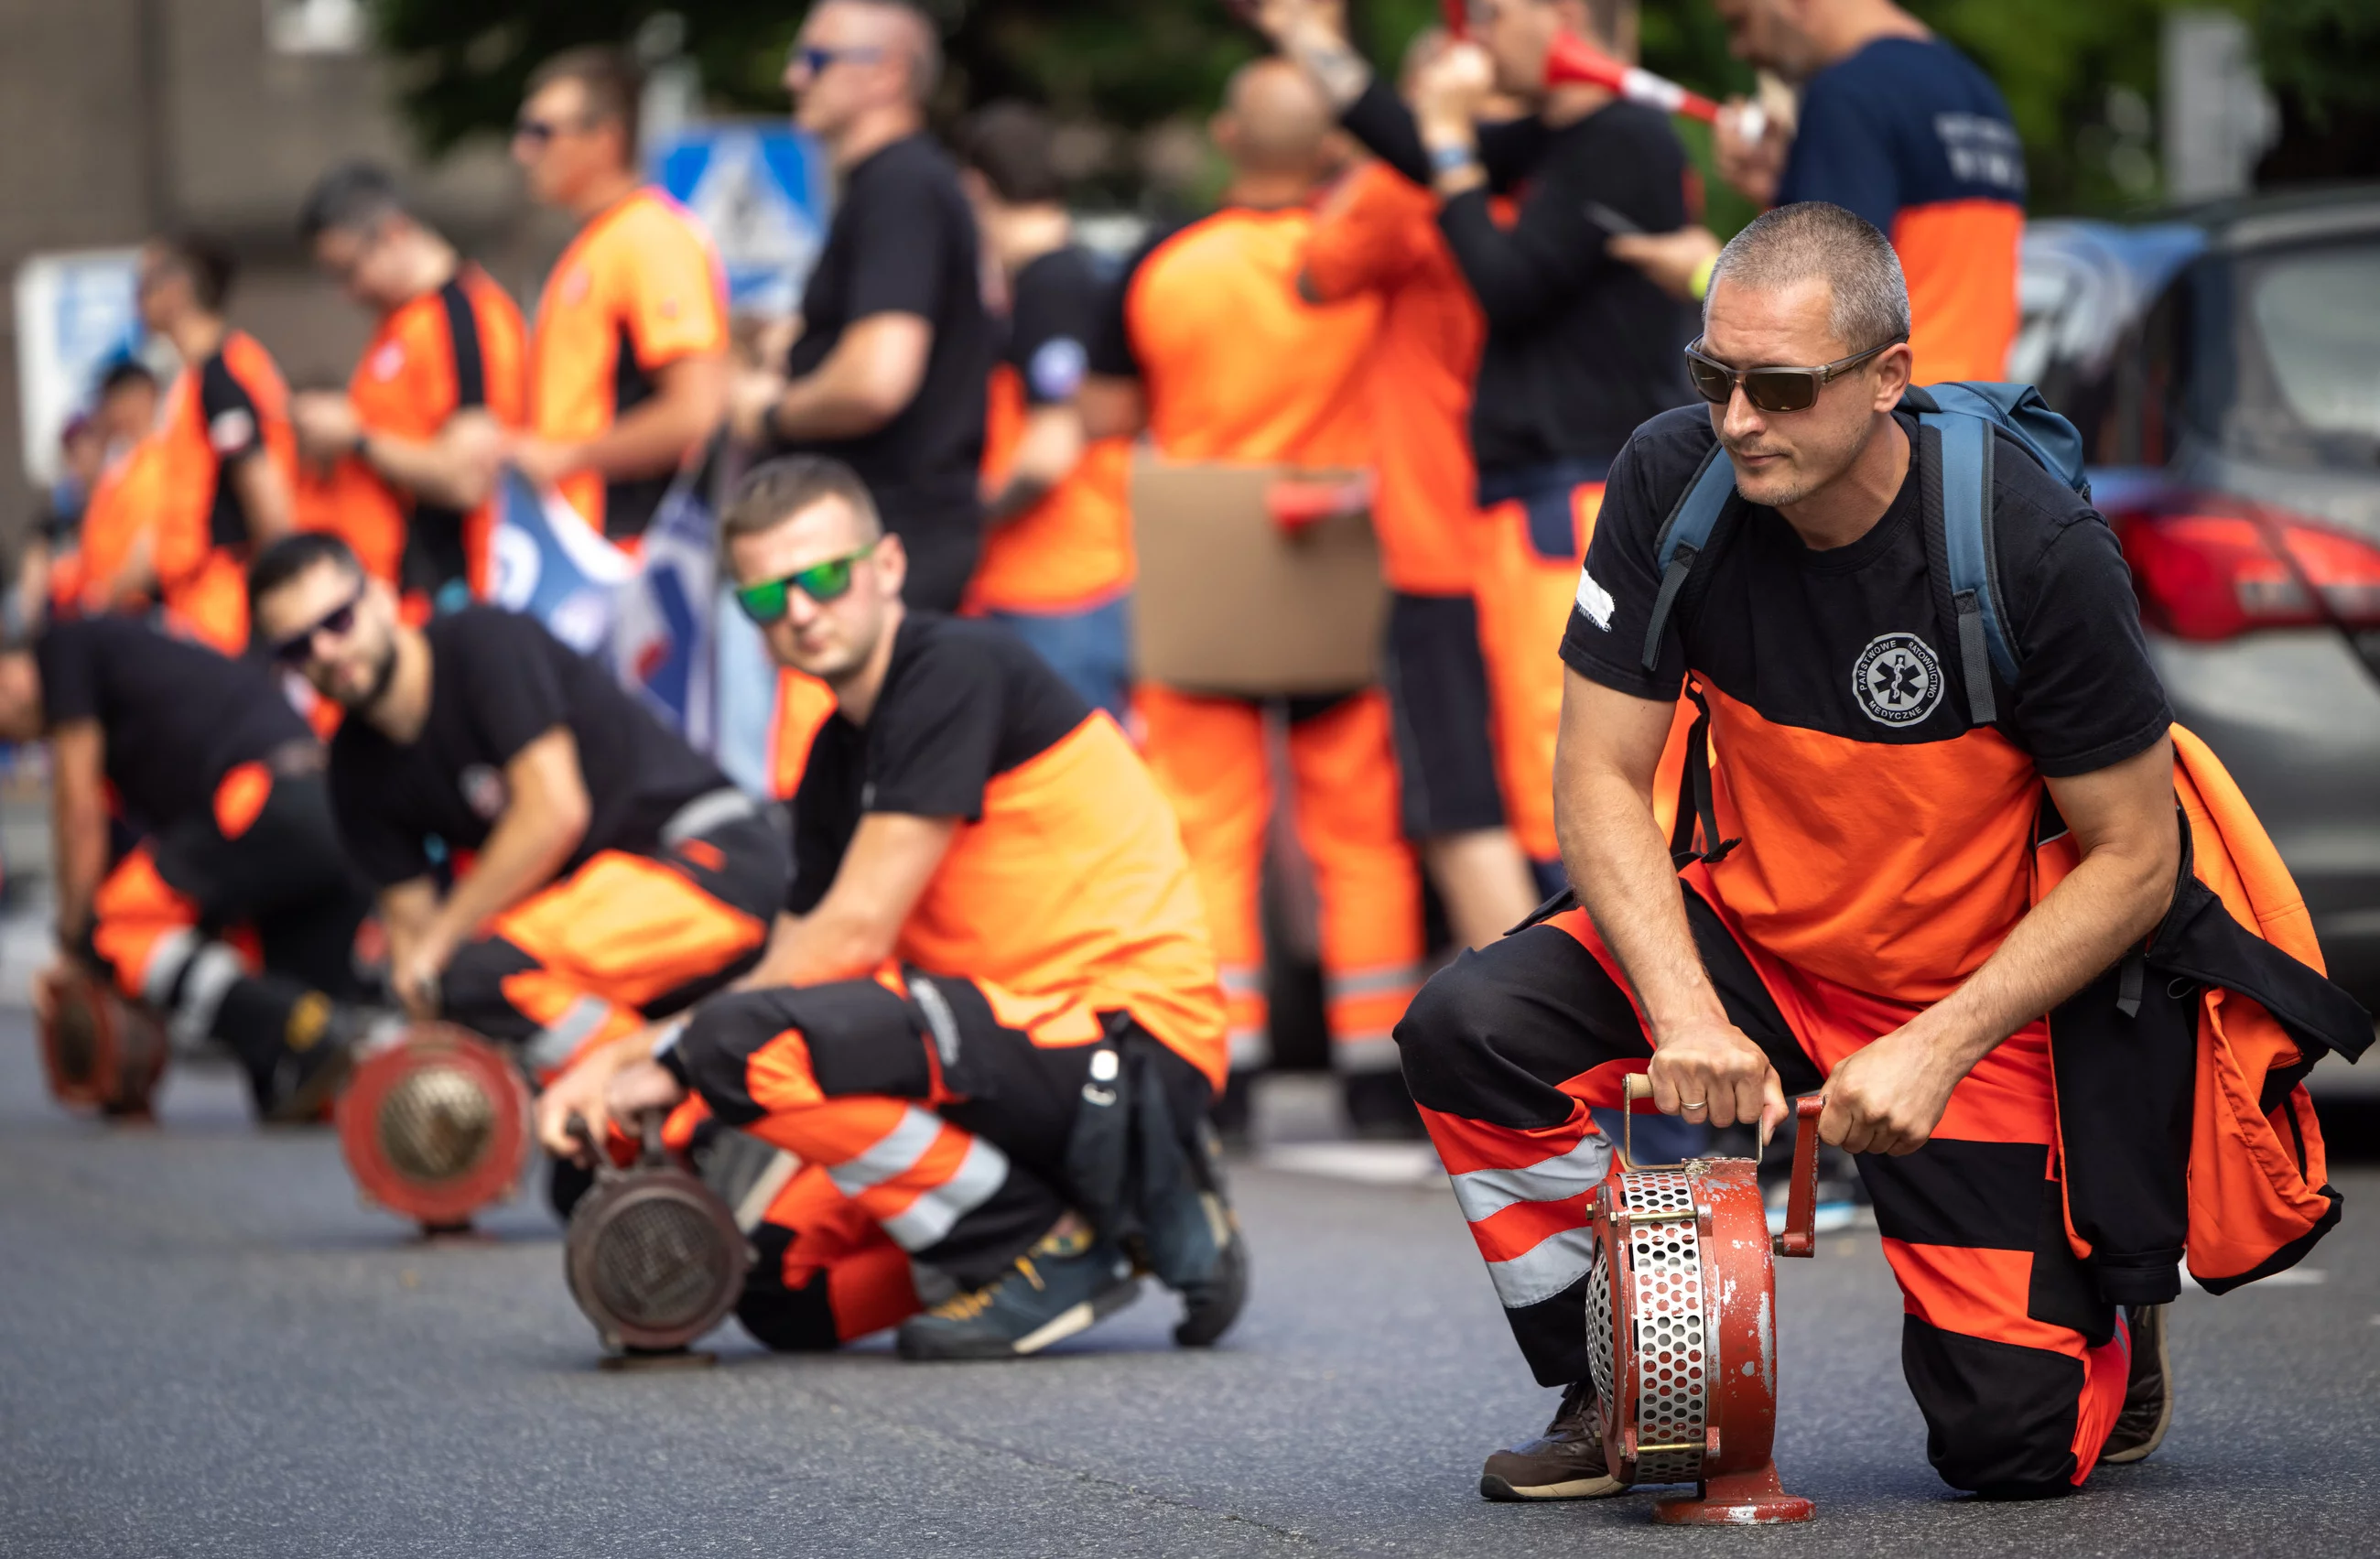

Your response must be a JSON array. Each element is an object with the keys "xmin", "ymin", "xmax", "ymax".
[{"xmin": 1640, "ymin": 382, "xmax": 2091, "ymax": 728}]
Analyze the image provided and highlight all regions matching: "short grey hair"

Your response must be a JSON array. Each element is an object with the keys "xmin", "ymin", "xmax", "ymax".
[{"xmin": 1704, "ymin": 201, "xmax": 1910, "ymax": 353}]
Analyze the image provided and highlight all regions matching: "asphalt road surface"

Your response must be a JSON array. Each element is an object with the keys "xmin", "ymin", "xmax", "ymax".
[{"xmin": 4, "ymin": 1022, "xmax": 2376, "ymax": 1559}]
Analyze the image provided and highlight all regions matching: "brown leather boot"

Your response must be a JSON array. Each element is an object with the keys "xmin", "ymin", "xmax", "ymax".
[
  {"xmin": 2101, "ymin": 1304, "xmax": 2173, "ymax": 1465},
  {"xmin": 1479, "ymin": 1380, "xmax": 1628, "ymax": 1500}
]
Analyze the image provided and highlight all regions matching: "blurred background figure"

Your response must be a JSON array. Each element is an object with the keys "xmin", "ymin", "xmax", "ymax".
[
  {"xmin": 293, "ymin": 161, "xmax": 527, "ymax": 615},
  {"xmin": 956, "ymin": 102, "xmax": 1135, "ymax": 722},
  {"xmin": 731, "ymin": 0, "xmax": 995, "ymax": 613},
  {"xmin": 118, "ymin": 234, "xmax": 298, "ymax": 654},
  {"xmin": 1298, "ymin": 27, "xmax": 1540, "ymax": 954},
  {"xmin": 1086, "ymin": 59, "xmax": 1425, "ymax": 1139},
  {"xmin": 511, "ymin": 46, "xmax": 729, "ymax": 547},
  {"xmin": 1258, "ymin": 0, "xmax": 1697, "ymax": 894},
  {"xmin": 50, "ymin": 362, "xmax": 162, "ymax": 621}
]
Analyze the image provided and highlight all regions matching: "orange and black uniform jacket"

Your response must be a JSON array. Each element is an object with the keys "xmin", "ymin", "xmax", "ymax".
[
  {"xmin": 969, "ymin": 244, "xmax": 1132, "ymax": 615},
  {"xmin": 527, "ymin": 189, "xmax": 726, "ymax": 543},
  {"xmin": 1774, "ymin": 36, "xmax": 2026, "ymax": 383},
  {"xmin": 152, "ymin": 330, "xmax": 298, "ymax": 652},
  {"xmin": 1300, "ymin": 160, "xmax": 1481, "ymax": 598},
  {"xmin": 784, "ymin": 612, "xmax": 1226, "ymax": 1088},
  {"xmin": 298, "ymin": 265, "xmax": 526, "ymax": 601}
]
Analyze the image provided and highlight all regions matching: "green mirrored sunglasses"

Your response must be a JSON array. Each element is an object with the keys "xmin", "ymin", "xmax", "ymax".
[{"xmin": 732, "ymin": 547, "xmax": 875, "ymax": 623}]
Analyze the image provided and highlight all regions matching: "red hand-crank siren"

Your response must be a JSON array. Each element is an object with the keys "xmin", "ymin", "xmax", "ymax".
[
  {"xmin": 1588, "ymin": 1075, "xmax": 1823, "ymax": 1523},
  {"xmin": 37, "ymin": 965, "xmax": 168, "ymax": 1119},
  {"xmin": 336, "ymin": 1023, "xmax": 533, "ymax": 1233}
]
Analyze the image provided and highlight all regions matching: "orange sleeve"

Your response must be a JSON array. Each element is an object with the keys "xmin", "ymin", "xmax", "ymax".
[
  {"xmin": 1302, "ymin": 164, "xmax": 1430, "ymax": 304},
  {"xmin": 472, "ymin": 276, "xmax": 530, "ymax": 428},
  {"xmin": 610, "ymin": 207, "xmax": 728, "ymax": 370}
]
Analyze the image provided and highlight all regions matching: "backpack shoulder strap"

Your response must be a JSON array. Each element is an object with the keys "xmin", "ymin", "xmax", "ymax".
[
  {"xmin": 1916, "ymin": 407, "xmax": 2019, "ymax": 725},
  {"xmin": 1640, "ymin": 441, "xmax": 1736, "ymax": 674}
]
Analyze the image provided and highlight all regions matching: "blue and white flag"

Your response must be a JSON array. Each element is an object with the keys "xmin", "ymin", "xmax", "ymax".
[
  {"xmin": 611, "ymin": 476, "xmax": 716, "ymax": 748},
  {"xmin": 487, "ymin": 469, "xmax": 634, "ymax": 655}
]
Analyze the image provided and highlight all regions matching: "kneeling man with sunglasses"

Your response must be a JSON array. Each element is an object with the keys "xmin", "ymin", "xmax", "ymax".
[
  {"xmin": 533, "ymin": 456, "xmax": 1246, "ymax": 1361},
  {"xmin": 243, "ymin": 533, "xmax": 788, "ymax": 1145},
  {"xmin": 1396, "ymin": 200, "xmax": 2188, "ymax": 1502}
]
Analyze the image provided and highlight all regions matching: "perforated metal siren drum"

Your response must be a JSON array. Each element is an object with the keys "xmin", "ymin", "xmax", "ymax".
[
  {"xmin": 37, "ymin": 966, "xmax": 167, "ymax": 1117},
  {"xmin": 335, "ymin": 1024, "xmax": 531, "ymax": 1229},
  {"xmin": 1585, "ymin": 1078, "xmax": 1824, "ymax": 1524},
  {"xmin": 564, "ymin": 1112, "xmax": 751, "ymax": 1356}
]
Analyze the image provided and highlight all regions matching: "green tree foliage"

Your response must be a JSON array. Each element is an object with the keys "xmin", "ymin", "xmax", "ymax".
[{"xmin": 371, "ymin": 0, "xmax": 2376, "ymax": 216}]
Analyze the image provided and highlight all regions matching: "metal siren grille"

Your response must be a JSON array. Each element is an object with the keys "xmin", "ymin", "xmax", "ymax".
[
  {"xmin": 1585, "ymin": 1239, "xmax": 1617, "ymax": 1407},
  {"xmin": 1624, "ymin": 1169, "xmax": 1708, "ymax": 1483},
  {"xmin": 589, "ymin": 1196, "xmax": 738, "ymax": 1330},
  {"xmin": 375, "ymin": 1064, "xmax": 498, "ymax": 1182}
]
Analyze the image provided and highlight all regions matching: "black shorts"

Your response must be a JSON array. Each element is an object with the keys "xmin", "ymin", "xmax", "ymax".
[{"xmin": 1381, "ymin": 590, "xmax": 1504, "ymax": 839}]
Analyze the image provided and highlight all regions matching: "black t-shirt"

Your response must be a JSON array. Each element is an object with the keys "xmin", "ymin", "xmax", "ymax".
[
  {"xmin": 328, "ymin": 607, "xmax": 727, "ymax": 886},
  {"xmin": 35, "ymin": 614, "xmax": 309, "ymax": 833},
  {"xmin": 1339, "ymin": 82, "xmax": 1695, "ymax": 475},
  {"xmin": 1560, "ymin": 406, "xmax": 2172, "ymax": 777},
  {"xmin": 1005, "ymin": 245, "xmax": 1105, "ymax": 406},
  {"xmin": 785, "ymin": 612, "xmax": 1087, "ymax": 915},
  {"xmin": 775, "ymin": 135, "xmax": 996, "ymax": 530}
]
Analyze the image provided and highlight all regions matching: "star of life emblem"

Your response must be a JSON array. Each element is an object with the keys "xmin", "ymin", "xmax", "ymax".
[{"xmin": 1852, "ymin": 633, "xmax": 1943, "ymax": 727}]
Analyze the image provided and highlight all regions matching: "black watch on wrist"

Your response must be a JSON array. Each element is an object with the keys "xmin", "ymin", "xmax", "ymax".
[{"xmin": 349, "ymin": 430, "xmax": 372, "ymax": 463}]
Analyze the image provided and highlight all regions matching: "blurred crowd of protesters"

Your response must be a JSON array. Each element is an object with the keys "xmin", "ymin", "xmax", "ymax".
[{"xmin": 14, "ymin": 0, "xmax": 2023, "ymax": 1144}]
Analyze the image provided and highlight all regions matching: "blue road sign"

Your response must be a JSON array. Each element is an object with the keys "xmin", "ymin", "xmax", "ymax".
[{"xmin": 650, "ymin": 124, "xmax": 830, "ymax": 317}]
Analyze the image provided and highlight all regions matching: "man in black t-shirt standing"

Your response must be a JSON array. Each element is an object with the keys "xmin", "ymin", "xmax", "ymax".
[
  {"xmin": 0, "ymin": 616, "xmax": 375, "ymax": 1120},
  {"xmin": 728, "ymin": 0, "xmax": 996, "ymax": 613},
  {"xmin": 244, "ymin": 534, "xmax": 787, "ymax": 1091},
  {"xmin": 1254, "ymin": 0, "xmax": 1695, "ymax": 892},
  {"xmin": 1395, "ymin": 204, "xmax": 2191, "ymax": 1501}
]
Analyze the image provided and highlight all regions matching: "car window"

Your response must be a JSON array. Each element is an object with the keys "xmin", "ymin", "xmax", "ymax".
[{"xmin": 2236, "ymin": 243, "xmax": 2380, "ymax": 467}]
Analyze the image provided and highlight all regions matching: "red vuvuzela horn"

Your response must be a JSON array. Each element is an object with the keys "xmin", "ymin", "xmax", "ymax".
[{"xmin": 1438, "ymin": 1, "xmax": 1735, "ymax": 129}]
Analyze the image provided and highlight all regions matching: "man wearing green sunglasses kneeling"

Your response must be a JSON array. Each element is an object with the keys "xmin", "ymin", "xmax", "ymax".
[{"xmin": 536, "ymin": 455, "xmax": 1245, "ymax": 1359}]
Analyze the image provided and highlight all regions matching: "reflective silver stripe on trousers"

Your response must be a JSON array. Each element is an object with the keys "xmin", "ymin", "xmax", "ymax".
[
  {"xmin": 1485, "ymin": 1224, "xmax": 1601, "ymax": 1309},
  {"xmin": 522, "ymin": 995, "xmax": 617, "ymax": 1076},
  {"xmin": 823, "ymin": 1106, "xmax": 946, "ymax": 1199},
  {"xmin": 1447, "ymin": 1132, "xmax": 1612, "ymax": 1226},
  {"xmin": 877, "ymin": 1134, "xmax": 1010, "ymax": 1250},
  {"xmin": 139, "ymin": 928, "xmax": 200, "ymax": 1007},
  {"xmin": 1219, "ymin": 965, "xmax": 1265, "ymax": 997},
  {"xmin": 1228, "ymin": 1026, "xmax": 1271, "ymax": 1070},
  {"xmin": 1331, "ymin": 1033, "xmax": 1402, "ymax": 1074},
  {"xmin": 732, "ymin": 1151, "xmax": 801, "ymax": 1233},
  {"xmin": 660, "ymin": 786, "xmax": 760, "ymax": 847},
  {"xmin": 151, "ymin": 937, "xmax": 245, "ymax": 1056},
  {"xmin": 1325, "ymin": 963, "xmax": 1424, "ymax": 1001}
]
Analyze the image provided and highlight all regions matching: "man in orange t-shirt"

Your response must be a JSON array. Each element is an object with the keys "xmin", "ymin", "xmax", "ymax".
[
  {"xmin": 1302, "ymin": 127, "xmax": 1540, "ymax": 955},
  {"xmin": 510, "ymin": 47, "xmax": 729, "ymax": 545},
  {"xmin": 109, "ymin": 235, "xmax": 298, "ymax": 654},
  {"xmin": 1084, "ymin": 60, "xmax": 1426, "ymax": 1137},
  {"xmin": 292, "ymin": 161, "xmax": 527, "ymax": 612},
  {"xmin": 956, "ymin": 102, "xmax": 1134, "ymax": 720}
]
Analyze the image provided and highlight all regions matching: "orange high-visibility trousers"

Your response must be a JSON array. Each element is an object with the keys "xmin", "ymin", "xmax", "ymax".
[
  {"xmin": 437, "ymin": 810, "xmax": 786, "ymax": 1080},
  {"xmin": 1136, "ymin": 685, "xmax": 1424, "ymax": 1075},
  {"xmin": 1473, "ymin": 481, "xmax": 1604, "ymax": 866}
]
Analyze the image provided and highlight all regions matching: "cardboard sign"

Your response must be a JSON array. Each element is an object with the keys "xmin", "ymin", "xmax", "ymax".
[{"xmin": 1130, "ymin": 454, "xmax": 1385, "ymax": 695}]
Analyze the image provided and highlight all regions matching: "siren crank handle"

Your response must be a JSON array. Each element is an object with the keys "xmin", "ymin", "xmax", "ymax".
[{"xmin": 1774, "ymin": 1095, "xmax": 1826, "ymax": 1258}]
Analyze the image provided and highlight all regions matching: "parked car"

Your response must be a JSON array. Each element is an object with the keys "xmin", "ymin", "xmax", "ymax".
[{"xmin": 2017, "ymin": 189, "xmax": 2380, "ymax": 1077}]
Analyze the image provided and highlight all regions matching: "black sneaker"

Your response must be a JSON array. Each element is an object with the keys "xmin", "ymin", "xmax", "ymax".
[
  {"xmin": 2101, "ymin": 1304, "xmax": 2173, "ymax": 1464},
  {"xmin": 895, "ymin": 1225, "xmax": 1141, "ymax": 1361},
  {"xmin": 1209, "ymin": 1070, "xmax": 1255, "ymax": 1151},
  {"xmin": 256, "ymin": 1000, "xmax": 386, "ymax": 1124},
  {"xmin": 1480, "ymin": 1379, "xmax": 1627, "ymax": 1501},
  {"xmin": 1342, "ymin": 1068, "xmax": 1426, "ymax": 1140}
]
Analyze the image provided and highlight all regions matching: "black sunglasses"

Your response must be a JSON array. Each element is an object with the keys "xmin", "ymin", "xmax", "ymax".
[
  {"xmin": 789, "ymin": 43, "xmax": 886, "ymax": 75},
  {"xmin": 268, "ymin": 587, "xmax": 365, "ymax": 666},
  {"xmin": 1682, "ymin": 336, "xmax": 1906, "ymax": 414},
  {"xmin": 512, "ymin": 114, "xmax": 596, "ymax": 147}
]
